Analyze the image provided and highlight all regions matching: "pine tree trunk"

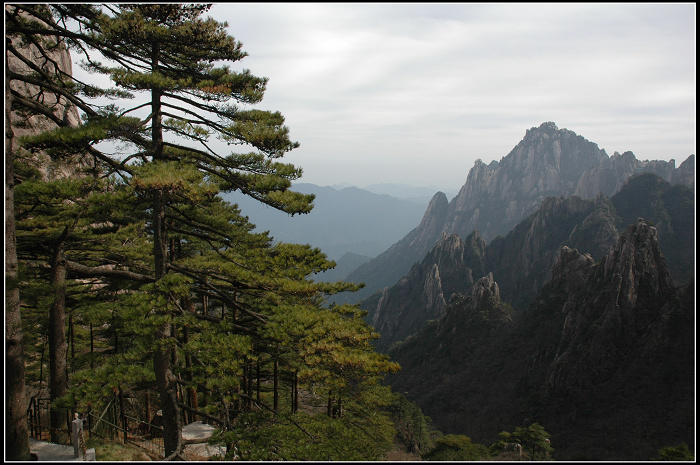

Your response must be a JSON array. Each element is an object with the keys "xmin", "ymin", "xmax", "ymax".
[
  {"xmin": 150, "ymin": 41, "xmax": 183, "ymax": 455},
  {"xmin": 144, "ymin": 390, "xmax": 151, "ymax": 428},
  {"xmin": 246, "ymin": 362, "xmax": 253, "ymax": 410},
  {"xmin": 291, "ymin": 371, "xmax": 298, "ymax": 414},
  {"xmin": 153, "ymin": 188, "xmax": 182, "ymax": 457},
  {"xmin": 273, "ymin": 359, "xmax": 279, "ymax": 412},
  {"xmin": 256, "ymin": 361, "xmax": 261, "ymax": 404},
  {"xmin": 48, "ymin": 243, "xmax": 69, "ymax": 444},
  {"xmin": 40, "ymin": 331, "xmax": 47, "ymax": 387},
  {"xmin": 153, "ymin": 320, "xmax": 182, "ymax": 457},
  {"xmin": 90, "ymin": 323, "xmax": 94, "ymax": 369},
  {"xmin": 5, "ymin": 60, "xmax": 31, "ymax": 461},
  {"xmin": 183, "ymin": 323, "xmax": 198, "ymax": 423},
  {"xmin": 69, "ymin": 315, "xmax": 75, "ymax": 374}
]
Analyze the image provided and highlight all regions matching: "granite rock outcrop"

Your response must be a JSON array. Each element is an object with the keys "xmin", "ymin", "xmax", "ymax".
[
  {"xmin": 367, "ymin": 171, "xmax": 693, "ymax": 353},
  {"xmin": 7, "ymin": 4, "xmax": 82, "ymax": 180},
  {"xmin": 366, "ymin": 230, "xmax": 485, "ymax": 352}
]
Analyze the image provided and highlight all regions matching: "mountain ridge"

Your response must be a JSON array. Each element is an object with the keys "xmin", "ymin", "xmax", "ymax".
[
  {"xmin": 222, "ymin": 183, "xmax": 428, "ymax": 260},
  {"xmin": 341, "ymin": 122, "xmax": 694, "ymax": 305},
  {"xmin": 365, "ymin": 172, "xmax": 694, "ymax": 352}
]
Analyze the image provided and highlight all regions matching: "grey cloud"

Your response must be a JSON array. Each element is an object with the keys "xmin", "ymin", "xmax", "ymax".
[{"xmin": 200, "ymin": 4, "xmax": 696, "ymax": 189}]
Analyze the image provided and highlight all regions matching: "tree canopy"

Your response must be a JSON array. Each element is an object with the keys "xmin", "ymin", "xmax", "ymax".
[{"xmin": 7, "ymin": 3, "xmax": 399, "ymax": 460}]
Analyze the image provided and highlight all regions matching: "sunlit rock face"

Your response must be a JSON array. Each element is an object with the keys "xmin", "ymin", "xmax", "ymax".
[
  {"xmin": 368, "ymin": 231, "xmax": 483, "ymax": 352},
  {"xmin": 7, "ymin": 5, "xmax": 83, "ymax": 180},
  {"xmin": 444, "ymin": 122, "xmax": 607, "ymax": 241}
]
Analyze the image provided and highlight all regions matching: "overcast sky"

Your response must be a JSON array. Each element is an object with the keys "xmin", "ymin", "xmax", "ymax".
[{"xmin": 201, "ymin": 3, "xmax": 695, "ymax": 192}]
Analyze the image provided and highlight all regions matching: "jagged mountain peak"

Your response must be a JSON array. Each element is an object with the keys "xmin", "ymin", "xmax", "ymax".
[
  {"xmin": 418, "ymin": 191, "xmax": 448, "ymax": 228},
  {"xmin": 388, "ymin": 215, "xmax": 693, "ymax": 460},
  {"xmin": 444, "ymin": 123, "xmax": 607, "ymax": 241},
  {"xmin": 343, "ymin": 124, "xmax": 693, "ymax": 307},
  {"xmin": 433, "ymin": 233, "xmax": 465, "ymax": 259},
  {"xmin": 549, "ymin": 246, "xmax": 596, "ymax": 294},
  {"xmin": 520, "ymin": 121, "xmax": 588, "ymax": 146},
  {"xmin": 370, "ymin": 171, "xmax": 693, "ymax": 354},
  {"xmin": 601, "ymin": 219, "xmax": 675, "ymax": 305},
  {"xmin": 547, "ymin": 219, "xmax": 678, "ymax": 395}
]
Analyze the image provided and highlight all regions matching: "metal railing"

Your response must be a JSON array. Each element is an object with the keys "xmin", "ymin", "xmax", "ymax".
[
  {"xmin": 85, "ymin": 408, "xmax": 164, "ymax": 459},
  {"xmin": 27, "ymin": 396, "xmax": 72, "ymax": 443},
  {"xmin": 27, "ymin": 395, "xmax": 164, "ymax": 459}
]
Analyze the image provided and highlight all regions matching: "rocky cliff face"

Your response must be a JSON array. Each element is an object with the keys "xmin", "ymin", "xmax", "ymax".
[
  {"xmin": 443, "ymin": 121, "xmax": 607, "ymax": 240},
  {"xmin": 547, "ymin": 220, "xmax": 676, "ymax": 396},
  {"xmin": 342, "ymin": 123, "xmax": 694, "ymax": 305},
  {"xmin": 368, "ymin": 171, "xmax": 693, "ymax": 353},
  {"xmin": 574, "ymin": 150, "xmax": 695, "ymax": 199},
  {"xmin": 387, "ymin": 219, "xmax": 694, "ymax": 460},
  {"xmin": 671, "ymin": 153, "xmax": 695, "ymax": 189},
  {"xmin": 7, "ymin": 4, "xmax": 82, "ymax": 180},
  {"xmin": 367, "ymin": 194, "xmax": 612, "ymax": 350},
  {"xmin": 366, "ymin": 230, "xmax": 485, "ymax": 352}
]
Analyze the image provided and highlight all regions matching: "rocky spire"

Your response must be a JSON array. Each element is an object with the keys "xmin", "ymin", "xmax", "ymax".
[
  {"xmin": 469, "ymin": 272, "xmax": 500, "ymax": 308},
  {"xmin": 343, "ymin": 191, "xmax": 448, "ymax": 303},
  {"xmin": 346, "ymin": 123, "xmax": 693, "ymax": 307},
  {"xmin": 548, "ymin": 219, "xmax": 677, "ymax": 394},
  {"xmin": 443, "ymin": 122, "xmax": 608, "ymax": 240}
]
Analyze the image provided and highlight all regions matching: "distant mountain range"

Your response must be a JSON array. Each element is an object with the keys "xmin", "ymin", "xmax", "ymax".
[
  {"xmin": 221, "ymin": 183, "xmax": 430, "ymax": 260},
  {"xmin": 346, "ymin": 121, "xmax": 695, "ymax": 460},
  {"xmin": 224, "ymin": 121, "xmax": 694, "ymax": 460},
  {"xmin": 361, "ymin": 183, "xmax": 458, "ymax": 203}
]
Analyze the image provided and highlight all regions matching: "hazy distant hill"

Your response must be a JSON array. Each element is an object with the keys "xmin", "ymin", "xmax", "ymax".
[
  {"xmin": 362, "ymin": 183, "xmax": 458, "ymax": 203},
  {"xmin": 313, "ymin": 251, "xmax": 372, "ymax": 283},
  {"xmin": 222, "ymin": 183, "xmax": 428, "ymax": 260}
]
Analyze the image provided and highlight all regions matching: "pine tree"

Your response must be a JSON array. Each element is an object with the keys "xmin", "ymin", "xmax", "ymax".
[
  {"xmin": 6, "ymin": 31, "xmax": 30, "ymax": 459},
  {"xmin": 492, "ymin": 422, "xmax": 554, "ymax": 460},
  {"xmin": 9, "ymin": 6, "xmax": 405, "ymax": 459},
  {"xmin": 79, "ymin": 5, "xmax": 317, "ymax": 456}
]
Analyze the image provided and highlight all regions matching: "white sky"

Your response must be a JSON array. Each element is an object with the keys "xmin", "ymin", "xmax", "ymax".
[
  {"xmin": 207, "ymin": 3, "xmax": 696, "ymax": 192},
  {"xmin": 71, "ymin": 3, "xmax": 696, "ymax": 192}
]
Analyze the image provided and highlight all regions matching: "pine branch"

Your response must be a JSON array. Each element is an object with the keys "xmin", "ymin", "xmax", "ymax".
[{"xmin": 65, "ymin": 260, "xmax": 154, "ymax": 282}]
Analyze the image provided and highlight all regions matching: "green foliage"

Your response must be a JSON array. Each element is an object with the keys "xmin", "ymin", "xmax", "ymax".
[
  {"xmin": 11, "ymin": 3, "xmax": 406, "ymax": 461},
  {"xmin": 422, "ymin": 434, "xmax": 489, "ymax": 461},
  {"xmin": 651, "ymin": 442, "xmax": 695, "ymax": 461},
  {"xmin": 218, "ymin": 406, "xmax": 395, "ymax": 461},
  {"xmin": 492, "ymin": 422, "xmax": 554, "ymax": 460},
  {"xmin": 388, "ymin": 393, "xmax": 436, "ymax": 454}
]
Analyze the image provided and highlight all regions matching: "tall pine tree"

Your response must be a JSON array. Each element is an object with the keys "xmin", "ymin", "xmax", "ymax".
[
  {"xmin": 84, "ymin": 5, "xmax": 317, "ymax": 456},
  {"xmin": 9, "ymin": 6, "xmax": 403, "ymax": 460}
]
